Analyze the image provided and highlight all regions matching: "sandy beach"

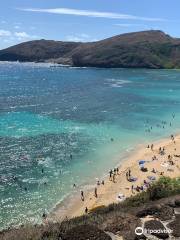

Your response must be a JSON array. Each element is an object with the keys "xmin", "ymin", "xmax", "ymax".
[{"xmin": 49, "ymin": 134, "xmax": 180, "ymax": 222}]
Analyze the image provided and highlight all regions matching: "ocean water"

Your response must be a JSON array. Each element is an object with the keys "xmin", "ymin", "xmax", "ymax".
[{"xmin": 0, "ymin": 62, "xmax": 180, "ymax": 230}]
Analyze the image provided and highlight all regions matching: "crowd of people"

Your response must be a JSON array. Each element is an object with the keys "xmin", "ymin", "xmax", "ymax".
[
  {"xmin": 43, "ymin": 114, "xmax": 179, "ymax": 222},
  {"xmin": 77, "ymin": 131, "xmax": 179, "ymax": 215}
]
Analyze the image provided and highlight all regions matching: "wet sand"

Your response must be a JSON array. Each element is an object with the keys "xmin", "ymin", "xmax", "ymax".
[{"xmin": 49, "ymin": 135, "xmax": 180, "ymax": 222}]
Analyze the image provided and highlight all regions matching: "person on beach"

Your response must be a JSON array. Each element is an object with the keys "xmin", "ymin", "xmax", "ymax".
[
  {"xmin": 101, "ymin": 180, "xmax": 105, "ymax": 185},
  {"xmin": 42, "ymin": 212, "xmax": 48, "ymax": 224},
  {"xmin": 113, "ymin": 174, "xmax": 116, "ymax": 183},
  {"xmin": 126, "ymin": 172, "xmax": 129, "ymax": 180},
  {"xmin": 116, "ymin": 167, "xmax": 119, "ymax": 174},
  {"xmin": 128, "ymin": 169, "xmax": 131, "ymax": 178},
  {"xmin": 94, "ymin": 187, "xmax": 98, "ymax": 198},
  {"xmin": 163, "ymin": 147, "xmax": 165, "ymax": 153},
  {"xmin": 81, "ymin": 190, "xmax": 84, "ymax": 201},
  {"xmin": 143, "ymin": 180, "xmax": 149, "ymax": 186},
  {"xmin": 151, "ymin": 144, "xmax": 154, "ymax": 151},
  {"xmin": 85, "ymin": 207, "xmax": 88, "ymax": 214},
  {"xmin": 159, "ymin": 147, "xmax": 162, "ymax": 154},
  {"xmin": 109, "ymin": 169, "xmax": 113, "ymax": 181},
  {"xmin": 131, "ymin": 185, "xmax": 134, "ymax": 193},
  {"xmin": 136, "ymin": 186, "xmax": 140, "ymax": 192},
  {"xmin": 97, "ymin": 180, "xmax": 100, "ymax": 186},
  {"xmin": 114, "ymin": 168, "xmax": 117, "ymax": 175}
]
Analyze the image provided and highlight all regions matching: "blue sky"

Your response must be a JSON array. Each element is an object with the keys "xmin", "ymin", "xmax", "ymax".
[{"xmin": 0, "ymin": 0, "xmax": 180, "ymax": 49}]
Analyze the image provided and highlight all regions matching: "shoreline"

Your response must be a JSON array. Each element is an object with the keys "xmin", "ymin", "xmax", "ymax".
[
  {"xmin": 48, "ymin": 134, "xmax": 180, "ymax": 222},
  {"xmin": 1, "ymin": 61, "xmax": 180, "ymax": 71}
]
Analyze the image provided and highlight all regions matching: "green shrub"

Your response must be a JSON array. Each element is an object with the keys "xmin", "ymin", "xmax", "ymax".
[
  {"xmin": 122, "ymin": 177, "xmax": 180, "ymax": 207},
  {"xmin": 147, "ymin": 177, "xmax": 180, "ymax": 200}
]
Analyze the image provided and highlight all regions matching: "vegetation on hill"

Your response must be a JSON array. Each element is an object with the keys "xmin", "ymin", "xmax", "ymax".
[
  {"xmin": 0, "ymin": 30, "xmax": 180, "ymax": 68},
  {"xmin": 0, "ymin": 177, "xmax": 179, "ymax": 240}
]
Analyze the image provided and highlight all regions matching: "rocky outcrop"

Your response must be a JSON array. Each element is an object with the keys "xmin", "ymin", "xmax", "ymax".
[
  {"xmin": 103, "ymin": 213, "xmax": 141, "ymax": 240},
  {"xmin": 136, "ymin": 205, "xmax": 174, "ymax": 221},
  {"xmin": 167, "ymin": 214, "xmax": 180, "ymax": 238},
  {"xmin": 144, "ymin": 220, "xmax": 169, "ymax": 239},
  {"xmin": 0, "ymin": 40, "xmax": 81, "ymax": 63},
  {"xmin": 174, "ymin": 199, "xmax": 180, "ymax": 207},
  {"xmin": 62, "ymin": 225, "xmax": 111, "ymax": 240}
]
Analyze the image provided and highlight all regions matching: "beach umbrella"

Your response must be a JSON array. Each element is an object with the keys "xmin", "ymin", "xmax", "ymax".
[{"xmin": 139, "ymin": 160, "xmax": 146, "ymax": 165}]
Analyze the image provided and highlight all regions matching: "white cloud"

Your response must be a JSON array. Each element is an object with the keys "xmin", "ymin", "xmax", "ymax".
[
  {"xmin": 14, "ymin": 31, "xmax": 30, "ymax": 38},
  {"xmin": 115, "ymin": 23, "xmax": 146, "ymax": 27},
  {"xmin": 0, "ymin": 28, "xmax": 40, "ymax": 49},
  {"xmin": 66, "ymin": 35, "xmax": 85, "ymax": 42},
  {"xmin": 14, "ymin": 31, "xmax": 38, "ymax": 40},
  {"xmin": 18, "ymin": 8, "xmax": 166, "ymax": 22},
  {"xmin": 66, "ymin": 33, "xmax": 97, "ymax": 42},
  {"xmin": 0, "ymin": 29, "xmax": 38, "ymax": 42},
  {"xmin": 0, "ymin": 29, "xmax": 11, "ymax": 37}
]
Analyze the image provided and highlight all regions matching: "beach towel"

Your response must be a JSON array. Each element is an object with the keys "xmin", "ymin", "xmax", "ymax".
[
  {"xmin": 129, "ymin": 177, "xmax": 138, "ymax": 182},
  {"xmin": 117, "ymin": 193, "xmax": 126, "ymax": 202},
  {"xmin": 147, "ymin": 176, "xmax": 156, "ymax": 181},
  {"xmin": 161, "ymin": 163, "xmax": 169, "ymax": 168}
]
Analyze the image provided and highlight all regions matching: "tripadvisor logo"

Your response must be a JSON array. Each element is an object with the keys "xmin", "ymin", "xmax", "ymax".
[
  {"xmin": 135, "ymin": 227, "xmax": 172, "ymax": 236},
  {"xmin": 135, "ymin": 227, "xmax": 143, "ymax": 236}
]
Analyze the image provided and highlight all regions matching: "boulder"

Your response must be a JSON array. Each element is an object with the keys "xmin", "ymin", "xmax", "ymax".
[
  {"xmin": 156, "ymin": 205, "xmax": 174, "ymax": 221},
  {"xmin": 134, "ymin": 234, "xmax": 147, "ymax": 239},
  {"xmin": 175, "ymin": 199, "xmax": 180, "ymax": 207},
  {"xmin": 167, "ymin": 214, "xmax": 180, "ymax": 238},
  {"xmin": 136, "ymin": 205, "xmax": 160, "ymax": 218},
  {"xmin": 136, "ymin": 204, "xmax": 174, "ymax": 220},
  {"xmin": 103, "ymin": 213, "xmax": 141, "ymax": 240},
  {"xmin": 144, "ymin": 220, "xmax": 169, "ymax": 239}
]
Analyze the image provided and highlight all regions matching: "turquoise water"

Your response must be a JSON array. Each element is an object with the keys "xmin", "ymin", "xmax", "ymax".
[{"xmin": 0, "ymin": 62, "xmax": 180, "ymax": 229}]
